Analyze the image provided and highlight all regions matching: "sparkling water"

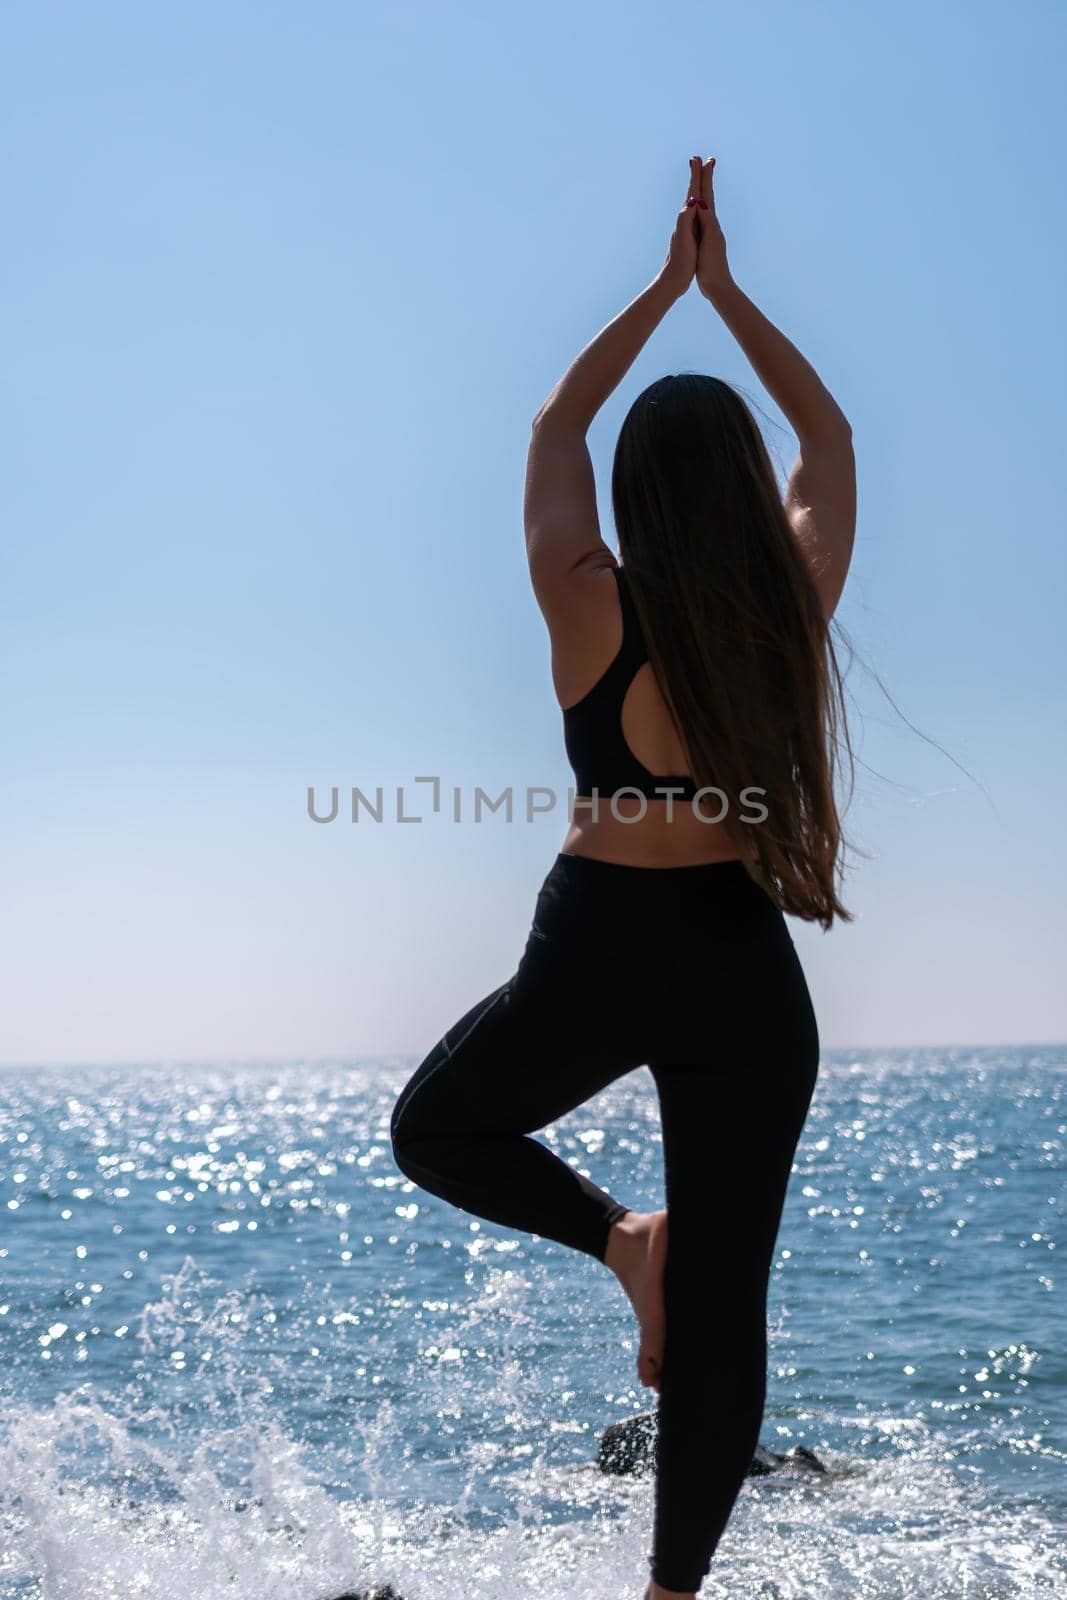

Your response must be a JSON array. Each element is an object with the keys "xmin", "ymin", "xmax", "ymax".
[{"xmin": 0, "ymin": 1044, "xmax": 1063, "ymax": 1598}]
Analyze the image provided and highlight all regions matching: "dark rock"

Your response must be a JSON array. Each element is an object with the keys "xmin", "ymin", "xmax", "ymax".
[
  {"xmin": 749, "ymin": 1441, "xmax": 828, "ymax": 1475},
  {"xmin": 597, "ymin": 1410, "xmax": 657, "ymax": 1476},
  {"xmin": 596, "ymin": 1412, "xmax": 827, "ymax": 1478},
  {"xmin": 328, "ymin": 1588, "xmax": 404, "ymax": 1599}
]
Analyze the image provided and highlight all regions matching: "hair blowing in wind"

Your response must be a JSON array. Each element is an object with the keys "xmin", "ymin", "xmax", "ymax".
[{"xmin": 612, "ymin": 372, "xmax": 855, "ymax": 929}]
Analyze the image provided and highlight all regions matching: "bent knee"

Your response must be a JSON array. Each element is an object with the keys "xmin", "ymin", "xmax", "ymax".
[
  {"xmin": 390, "ymin": 1134, "xmax": 450, "ymax": 1198},
  {"xmin": 390, "ymin": 1092, "xmax": 416, "ymax": 1164},
  {"xmin": 390, "ymin": 1085, "xmax": 443, "ymax": 1175}
]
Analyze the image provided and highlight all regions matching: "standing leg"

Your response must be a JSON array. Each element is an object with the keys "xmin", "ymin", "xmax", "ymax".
[
  {"xmin": 645, "ymin": 946, "xmax": 820, "ymax": 1593},
  {"xmin": 390, "ymin": 975, "xmax": 641, "ymax": 1262}
]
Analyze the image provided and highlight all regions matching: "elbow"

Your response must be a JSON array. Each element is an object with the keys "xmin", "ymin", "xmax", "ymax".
[
  {"xmin": 531, "ymin": 393, "xmax": 557, "ymax": 429},
  {"xmin": 799, "ymin": 410, "xmax": 853, "ymax": 450},
  {"xmin": 531, "ymin": 400, "xmax": 588, "ymax": 434},
  {"xmin": 811, "ymin": 391, "xmax": 852, "ymax": 442}
]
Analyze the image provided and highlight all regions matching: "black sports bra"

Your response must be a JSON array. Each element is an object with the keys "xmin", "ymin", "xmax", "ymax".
[{"xmin": 562, "ymin": 565, "xmax": 701, "ymax": 802}]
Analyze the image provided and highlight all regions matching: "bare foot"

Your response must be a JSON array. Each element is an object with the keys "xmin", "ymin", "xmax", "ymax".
[
  {"xmin": 643, "ymin": 1583, "xmax": 696, "ymax": 1600},
  {"xmin": 604, "ymin": 1209, "xmax": 669, "ymax": 1393}
]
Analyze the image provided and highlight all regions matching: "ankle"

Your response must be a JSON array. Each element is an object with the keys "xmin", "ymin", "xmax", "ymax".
[{"xmin": 604, "ymin": 1210, "xmax": 642, "ymax": 1272}]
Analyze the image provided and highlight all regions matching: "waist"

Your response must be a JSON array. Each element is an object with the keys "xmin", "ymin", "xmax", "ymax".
[
  {"xmin": 561, "ymin": 795, "xmax": 756, "ymax": 870},
  {"xmin": 533, "ymin": 846, "xmax": 789, "ymax": 945}
]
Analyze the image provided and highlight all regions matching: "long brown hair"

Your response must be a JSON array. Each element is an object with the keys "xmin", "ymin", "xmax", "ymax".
[{"xmin": 611, "ymin": 372, "xmax": 854, "ymax": 929}]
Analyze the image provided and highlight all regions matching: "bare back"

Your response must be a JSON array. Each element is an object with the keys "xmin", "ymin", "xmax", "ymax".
[{"xmin": 546, "ymin": 561, "xmax": 752, "ymax": 869}]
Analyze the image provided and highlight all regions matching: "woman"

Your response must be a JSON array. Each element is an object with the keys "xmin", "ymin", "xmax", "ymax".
[{"xmin": 390, "ymin": 154, "xmax": 856, "ymax": 1598}]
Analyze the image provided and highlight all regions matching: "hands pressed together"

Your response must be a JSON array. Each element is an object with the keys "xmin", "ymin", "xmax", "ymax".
[{"xmin": 660, "ymin": 155, "xmax": 732, "ymax": 301}]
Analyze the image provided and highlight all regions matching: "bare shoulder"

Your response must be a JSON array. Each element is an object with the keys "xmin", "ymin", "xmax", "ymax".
[{"xmin": 529, "ymin": 552, "xmax": 624, "ymax": 713}]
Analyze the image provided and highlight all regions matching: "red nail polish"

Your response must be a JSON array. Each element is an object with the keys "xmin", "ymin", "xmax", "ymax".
[
  {"xmin": 686, "ymin": 197, "xmax": 697, "ymax": 207},
  {"xmin": 698, "ymin": 200, "xmax": 708, "ymax": 210}
]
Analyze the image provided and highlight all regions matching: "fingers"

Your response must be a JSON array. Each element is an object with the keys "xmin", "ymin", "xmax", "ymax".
[
  {"xmin": 685, "ymin": 155, "xmax": 701, "ymax": 208},
  {"xmin": 700, "ymin": 156, "xmax": 716, "ymax": 209}
]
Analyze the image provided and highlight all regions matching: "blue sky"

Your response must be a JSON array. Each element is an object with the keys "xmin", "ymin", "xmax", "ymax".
[{"xmin": 2, "ymin": 0, "xmax": 1064, "ymax": 1064}]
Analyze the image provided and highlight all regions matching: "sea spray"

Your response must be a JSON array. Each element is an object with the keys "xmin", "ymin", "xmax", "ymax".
[{"xmin": 0, "ymin": 1047, "xmax": 1063, "ymax": 1598}]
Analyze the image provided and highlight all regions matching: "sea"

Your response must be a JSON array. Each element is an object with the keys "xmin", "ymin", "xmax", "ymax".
[{"xmin": 0, "ymin": 1044, "xmax": 1063, "ymax": 1599}]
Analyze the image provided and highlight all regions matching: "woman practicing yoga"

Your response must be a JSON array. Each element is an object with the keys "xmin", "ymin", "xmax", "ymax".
[{"xmin": 390, "ymin": 154, "xmax": 856, "ymax": 1597}]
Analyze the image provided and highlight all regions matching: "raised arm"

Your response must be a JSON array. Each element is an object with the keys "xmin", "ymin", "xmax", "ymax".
[
  {"xmin": 695, "ymin": 158, "xmax": 856, "ymax": 620},
  {"xmin": 524, "ymin": 159, "xmax": 703, "ymax": 614}
]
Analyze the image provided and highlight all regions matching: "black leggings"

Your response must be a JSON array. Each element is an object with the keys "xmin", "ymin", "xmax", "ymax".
[{"xmin": 390, "ymin": 850, "xmax": 819, "ymax": 1594}]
